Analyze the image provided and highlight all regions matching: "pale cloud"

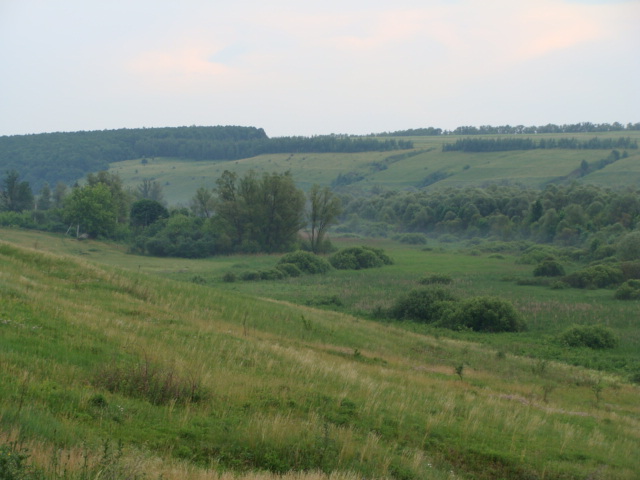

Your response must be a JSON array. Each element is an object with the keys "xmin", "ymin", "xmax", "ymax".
[{"xmin": 0, "ymin": 0, "xmax": 637, "ymax": 136}]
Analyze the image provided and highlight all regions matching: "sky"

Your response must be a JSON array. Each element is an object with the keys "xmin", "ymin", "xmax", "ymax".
[{"xmin": 1, "ymin": 0, "xmax": 639, "ymax": 138}]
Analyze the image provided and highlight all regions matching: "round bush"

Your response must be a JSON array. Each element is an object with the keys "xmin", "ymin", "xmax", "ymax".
[
  {"xmin": 277, "ymin": 250, "xmax": 331, "ymax": 274},
  {"xmin": 453, "ymin": 297, "xmax": 525, "ymax": 332},
  {"xmin": 390, "ymin": 287, "xmax": 458, "ymax": 323},
  {"xmin": 533, "ymin": 259, "xmax": 565, "ymax": 277},
  {"xmin": 564, "ymin": 264, "xmax": 623, "ymax": 289},
  {"xmin": 275, "ymin": 262, "xmax": 302, "ymax": 278},
  {"xmin": 558, "ymin": 325, "xmax": 618, "ymax": 349},
  {"xmin": 614, "ymin": 280, "xmax": 640, "ymax": 300},
  {"xmin": 329, "ymin": 246, "xmax": 393, "ymax": 270}
]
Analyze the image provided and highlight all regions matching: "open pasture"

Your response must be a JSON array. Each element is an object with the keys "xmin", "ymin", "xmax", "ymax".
[
  {"xmin": 109, "ymin": 131, "xmax": 640, "ymax": 205},
  {"xmin": 1, "ymin": 233, "xmax": 640, "ymax": 479}
]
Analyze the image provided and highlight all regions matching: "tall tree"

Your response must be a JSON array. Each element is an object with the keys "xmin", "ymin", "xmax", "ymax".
[
  {"xmin": 36, "ymin": 182, "xmax": 52, "ymax": 211},
  {"xmin": 307, "ymin": 184, "xmax": 342, "ymax": 253},
  {"xmin": 136, "ymin": 179, "xmax": 164, "ymax": 203},
  {"xmin": 1, "ymin": 170, "xmax": 34, "ymax": 212},
  {"xmin": 63, "ymin": 183, "xmax": 117, "ymax": 238},
  {"xmin": 190, "ymin": 187, "xmax": 216, "ymax": 218},
  {"xmin": 86, "ymin": 171, "xmax": 131, "ymax": 224},
  {"xmin": 215, "ymin": 170, "xmax": 305, "ymax": 252}
]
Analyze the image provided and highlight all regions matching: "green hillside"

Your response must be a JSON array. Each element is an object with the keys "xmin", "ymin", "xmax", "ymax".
[
  {"xmin": 109, "ymin": 131, "xmax": 640, "ymax": 205},
  {"xmin": 1, "ymin": 232, "xmax": 640, "ymax": 479}
]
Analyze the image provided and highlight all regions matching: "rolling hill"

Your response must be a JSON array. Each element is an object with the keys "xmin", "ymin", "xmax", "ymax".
[
  {"xmin": 1, "ymin": 234, "xmax": 639, "ymax": 479},
  {"xmin": 108, "ymin": 131, "xmax": 640, "ymax": 205}
]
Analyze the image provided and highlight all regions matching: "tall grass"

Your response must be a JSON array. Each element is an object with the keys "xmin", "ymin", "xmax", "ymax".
[{"xmin": 1, "ymin": 239, "xmax": 640, "ymax": 479}]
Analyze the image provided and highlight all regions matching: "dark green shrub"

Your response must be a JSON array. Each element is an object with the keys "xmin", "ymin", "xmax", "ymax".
[
  {"xmin": 418, "ymin": 273, "xmax": 453, "ymax": 285},
  {"xmin": 275, "ymin": 262, "xmax": 302, "ymax": 277},
  {"xmin": 0, "ymin": 443, "xmax": 44, "ymax": 480},
  {"xmin": 564, "ymin": 264, "xmax": 623, "ymax": 289},
  {"xmin": 329, "ymin": 246, "xmax": 393, "ymax": 270},
  {"xmin": 617, "ymin": 231, "xmax": 640, "ymax": 261},
  {"xmin": 240, "ymin": 271, "xmax": 262, "ymax": 281},
  {"xmin": 621, "ymin": 261, "xmax": 640, "ymax": 280},
  {"xmin": 259, "ymin": 269, "xmax": 286, "ymax": 280},
  {"xmin": 390, "ymin": 287, "xmax": 458, "ymax": 323},
  {"xmin": 533, "ymin": 259, "xmax": 565, "ymax": 277},
  {"xmin": 614, "ymin": 280, "xmax": 640, "ymax": 300},
  {"xmin": 450, "ymin": 297, "xmax": 525, "ymax": 333},
  {"xmin": 222, "ymin": 272, "xmax": 237, "ymax": 283},
  {"xmin": 558, "ymin": 325, "xmax": 618, "ymax": 349},
  {"xmin": 277, "ymin": 250, "xmax": 331, "ymax": 274}
]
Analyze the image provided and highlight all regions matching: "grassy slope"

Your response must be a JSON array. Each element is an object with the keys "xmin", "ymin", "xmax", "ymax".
[
  {"xmin": 108, "ymin": 132, "xmax": 640, "ymax": 204},
  {"xmin": 1, "ymin": 234, "xmax": 640, "ymax": 479}
]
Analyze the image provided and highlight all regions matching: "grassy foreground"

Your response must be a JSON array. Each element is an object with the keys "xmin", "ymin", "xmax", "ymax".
[{"xmin": 1, "ymin": 239, "xmax": 640, "ymax": 479}]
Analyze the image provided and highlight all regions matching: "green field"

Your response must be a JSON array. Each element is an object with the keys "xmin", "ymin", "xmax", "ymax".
[
  {"xmin": 108, "ymin": 132, "xmax": 640, "ymax": 205},
  {"xmin": 1, "ymin": 229, "xmax": 640, "ymax": 479}
]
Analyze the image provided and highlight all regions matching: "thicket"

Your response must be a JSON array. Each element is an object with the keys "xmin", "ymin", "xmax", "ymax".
[
  {"xmin": 338, "ymin": 183, "xmax": 640, "ymax": 252},
  {"xmin": 329, "ymin": 246, "xmax": 393, "ymax": 270},
  {"xmin": 558, "ymin": 325, "xmax": 618, "ymax": 349},
  {"xmin": 533, "ymin": 259, "xmax": 565, "ymax": 277},
  {"xmin": 277, "ymin": 250, "xmax": 332, "ymax": 274},
  {"xmin": 389, "ymin": 287, "xmax": 524, "ymax": 333},
  {"xmin": 614, "ymin": 280, "xmax": 640, "ymax": 300}
]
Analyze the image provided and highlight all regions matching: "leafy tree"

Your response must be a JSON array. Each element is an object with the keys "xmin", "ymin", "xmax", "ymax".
[
  {"xmin": 190, "ymin": 187, "xmax": 216, "ymax": 218},
  {"xmin": 216, "ymin": 170, "xmax": 305, "ymax": 253},
  {"xmin": 617, "ymin": 232, "xmax": 640, "ymax": 261},
  {"xmin": 86, "ymin": 171, "xmax": 131, "ymax": 224},
  {"xmin": 307, "ymin": 184, "xmax": 342, "ymax": 254},
  {"xmin": 63, "ymin": 183, "xmax": 117, "ymax": 238},
  {"xmin": 136, "ymin": 179, "xmax": 164, "ymax": 203},
  {"xmin": 1, "ymin": 170, "xmax": 34, "ymax": 212},
  {"xmin": 130, "ymin": 199, "xmax": 169, "ymax": 228},
  {"xmin": 36, "ymin": 182, "xmax": 52, "ymax": 211},
  {"xmin": 52, "ymin": 182, "xmax": 68, "ymax": 209}
]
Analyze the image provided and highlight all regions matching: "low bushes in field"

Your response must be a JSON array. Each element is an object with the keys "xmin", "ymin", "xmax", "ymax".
[
  {"xmin": 558, "ymin": 324, "xmax": 618, "ymax": 349},
  {"xmin": 614, "ymin": 280, "xmax": 640, "ymax": 300},
  {"xmin": 278, "ymin": 250, "xmax": 332, "ymax": 274},
  {"xmin": 390, "ymin": 287, "xmax": 457, "ymax": 323},
  {"xmin": 329, "ymin": 246, "xmax": 393, "ymax": 270},
  {"xmin": 390, "ymin": 287, "xmax": 525, "ymax": 333},
  {"xmin": 564, "ymin": 264, "xmax": 623, "ymax": 289},
  {"xmin": 449, "ymin": 296, "xmax": 526, "ymax": 333},
  {"xmin": 94, "ymin": 357, "xmax": 208, "ymax": 405},
  {"xmin": 533, "ymin": 259, "xmax": 565, "ymax": 277}
]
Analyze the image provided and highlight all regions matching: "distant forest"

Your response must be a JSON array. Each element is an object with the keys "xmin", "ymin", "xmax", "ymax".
[
  {"xmin": 378, "ymin": 121, "xmax": 640, "ymax": 137},
  {"xmin": 442, "ymin": 136, "xmax": 638, "ymax": 152},
  {"xmin": 0, "ymin": 126, "xmax": 412, "ymax": 189}
]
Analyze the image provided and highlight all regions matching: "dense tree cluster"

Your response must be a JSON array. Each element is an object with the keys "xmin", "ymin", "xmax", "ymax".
[
  {"xmin": 0, "ymin": 126, "xmax": 411, "ymax": 190},
  {"xmin": 379, "ymin": 122, "xmax": 640, "ymax": 137},
  {"xmin": 442, "ymin": 137, "xmax": 637, "ymax": 152},
  {"xmin": 338, "ymin": 182, "xmax": 640, "ymax": 251}
]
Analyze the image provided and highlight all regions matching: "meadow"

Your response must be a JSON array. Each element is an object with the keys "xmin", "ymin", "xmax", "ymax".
[
  {"xmin": 107, "ymin": 131, "xmax": 640, "ymax": 205},
  {"xmin": 1, "ymin": 228, "xmax": 639, "ymax": 479}
]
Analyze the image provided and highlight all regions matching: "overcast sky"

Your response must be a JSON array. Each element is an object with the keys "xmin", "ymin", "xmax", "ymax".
[{"xmin": 1, "ymin": 0, "xmax": 638, "ymax": 137}]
